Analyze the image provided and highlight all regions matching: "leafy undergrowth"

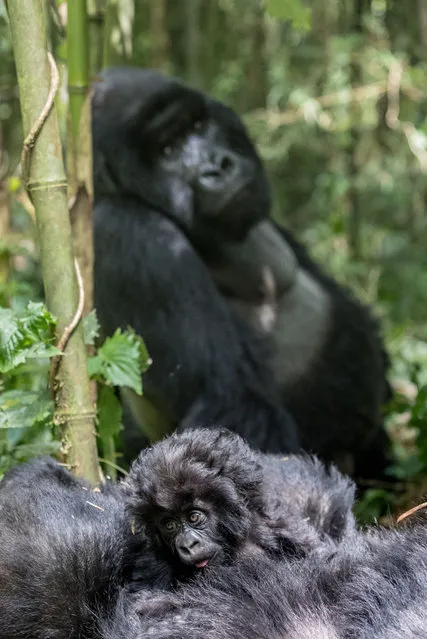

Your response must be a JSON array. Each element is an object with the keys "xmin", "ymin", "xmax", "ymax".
[{"xmin": 0, "ymin": 303, "xmax": 151, "ymax": 479}]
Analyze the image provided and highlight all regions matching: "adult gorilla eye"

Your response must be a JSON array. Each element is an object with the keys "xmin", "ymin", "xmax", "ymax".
[{"xmin": 188, "ymin": 510, "xmax": 206, "ymax": 525}]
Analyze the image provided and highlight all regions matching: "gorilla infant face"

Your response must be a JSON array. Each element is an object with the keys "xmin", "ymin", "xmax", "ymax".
[
  {"xmin": 92, "ymin": 67, "xmax": 270, "ymax": 240},
  {"xmin": 152, "ymin": 505, "xmax": 223, "ymax": 569}
]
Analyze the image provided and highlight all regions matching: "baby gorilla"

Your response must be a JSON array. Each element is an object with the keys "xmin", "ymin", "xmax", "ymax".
[
  {"xmin": 125, "ymin": 428, "xmax": 356, "ymax": 590},
  {"xmin": 0, "ymin": 431, "xmax": 355, "ymax": 638}
]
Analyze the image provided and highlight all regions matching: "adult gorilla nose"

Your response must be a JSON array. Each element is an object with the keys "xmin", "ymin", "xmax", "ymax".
[{"xmin": 200, "ymin": 149, "xmax": 238, "ymax": 181}]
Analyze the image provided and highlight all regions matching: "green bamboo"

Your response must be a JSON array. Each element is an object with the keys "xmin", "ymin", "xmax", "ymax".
[
  {"xmin": 7, "ymin": 0, "xmax": 100, "ymax": 483},
  {"xmin": 67, "ymin": 0, "xmax": 89, "ymax": 143}
]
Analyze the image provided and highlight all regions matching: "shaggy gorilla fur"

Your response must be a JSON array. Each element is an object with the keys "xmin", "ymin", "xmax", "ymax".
[
  {"xmin": 0, "ymin": 430, "xmax": 355, "ymax": 638},
  {"xmin": 106, "ymin": 520, "xmax": 427, "ymax": 639},
  {"xmin": 124, "ymin": 429, "xmax": 356, "ymax": 591},
  {"xmin": 92, "ymin": 67, "xmax": 391, "ymax": 479},
  {"xmin": 0, "ymin": 457, "xmax": 130, "ymax": 639}
]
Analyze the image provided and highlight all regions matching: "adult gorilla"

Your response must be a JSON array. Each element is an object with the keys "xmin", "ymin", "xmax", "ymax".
[{"xmin": 92, "ymin": 67, "xmax": 391, "ymax": 477}]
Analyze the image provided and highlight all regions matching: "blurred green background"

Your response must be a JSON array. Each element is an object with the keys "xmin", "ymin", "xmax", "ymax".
[{"xmin": 1, "ymin": 0, "xmax": 427, "ymax": 518}]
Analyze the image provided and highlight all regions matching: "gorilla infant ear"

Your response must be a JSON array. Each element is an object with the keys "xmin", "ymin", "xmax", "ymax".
[{"xmin": 124, "ymin": 428, "xmax": 356, "ymax": 590}]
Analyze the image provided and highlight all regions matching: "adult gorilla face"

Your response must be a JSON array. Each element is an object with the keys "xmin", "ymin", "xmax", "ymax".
[{"xmin": 92, "ymin": 67, "xmax": 270, "ymax": 240}]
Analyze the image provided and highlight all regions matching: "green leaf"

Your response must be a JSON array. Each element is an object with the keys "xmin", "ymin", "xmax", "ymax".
[
  {"xmin": 265, "ymin": 0, "xmax": 312, "ymax": 30},
  {"xmin": 0, "ymin": 302, "xmax": 57, "ymax": 373},
  {"xmin": 98, "ymin": 385, "xmax": 123, "ymax": 438},
  {"xmin": 13, "ymin": 440, "xmax": 61, "ymax": 461},
  {"xmin": 0, "ymin": 389, "xmax": 53, "ymax": 430},
  {"xmin": 87, "ymin": 328, "xmax": 151, "ymax": 394},
  {"xmin": 83, "ymin": 309, "xmax": 100, "ymax": 346}
]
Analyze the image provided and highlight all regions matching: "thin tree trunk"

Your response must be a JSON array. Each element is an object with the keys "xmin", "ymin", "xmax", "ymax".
[
  {"xmin": 67, "ymin": 0, "xmax": 94, "ymax": 319},
  {"xmin": 186, "ymin": 0, "xmax": 202, "ymax": 88},
  {"xmin": 347, "ymin": 0, "xmax": 369, "ymax": 259},
  {"xmin": 150, "ymin": 0, "xmax": 169, "ymax": 70},
  {"xmin": 0, "ymin": 125, "xmax": 9, "ymax": 295},
  {"xmin": 246, "ymin": 7, "xmax": 268, "ymax": 110},
  {"xmin": 67, "ymin": 0, "xmax": 105, "ymax": 471},
  {"xmin": 7, "ymin": 0, "xmax": 100, "ymax": 483},
  {"xmin": 87, "ymin": 0, "xmax": 106, "ymax": 76}
]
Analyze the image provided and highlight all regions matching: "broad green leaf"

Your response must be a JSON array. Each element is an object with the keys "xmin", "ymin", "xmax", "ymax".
[
  {"xmin": 87, "ymin": 328, "xmax": 151, "ymax": 394},
  {"xmin": 13, "ymin": 441, "xmax": 61, "ymax": 461}
]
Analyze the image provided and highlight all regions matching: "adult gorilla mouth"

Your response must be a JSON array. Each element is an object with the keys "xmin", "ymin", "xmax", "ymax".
[
  {"xmin": 194, "ymin": 559, "xmax": 209, "ymax": 569},
  {"xmin": 214, "ymin": 180, "xmax": 253, "ymax": 215}
]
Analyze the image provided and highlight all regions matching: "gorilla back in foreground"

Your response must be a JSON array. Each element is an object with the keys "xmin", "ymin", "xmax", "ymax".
[
  {"xmin": 92, "ymin": 67, "xmax": 391, "ymax": 478},
  {"xmin": 0, "ymin": 457, "xmax": 129, "ymax": 638},
  {"xmin": 108, "ymin": 519, "xmax": 427, "ymax": 639}
]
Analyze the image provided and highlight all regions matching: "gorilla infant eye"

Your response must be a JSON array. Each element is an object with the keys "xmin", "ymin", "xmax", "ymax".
[
  {"xmin": 162, "ymin": 518, "xmax": 179, "ymax": 533},
  {"xmin": 187, "ymin": 510, "xmax": 206, "ymax": 525}
]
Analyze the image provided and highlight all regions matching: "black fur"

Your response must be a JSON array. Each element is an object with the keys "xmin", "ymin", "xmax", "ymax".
[
  {"xmin": 106, "ymin": 519, "xmax": 427, "ymax": 639},
  {"xmin": 124, "ymin": 428, "xmax": 355, "ymax": 590},
  {"xmin": 92, "ymin": 67, "xmax": 391, "ymax": 479},
  {"xmin": 278, "ymin": 229, "xmax": 393, "ymax": 478},
  {"xmin": 0, "ymin": 434, "xmax": 356, "ymax": 638},
  {"xmin": 0, "ymin": 458, "xmax": 129, "ymax": 639},
  {"xmin": 93, "ymin": 69, "xmax": 298, "ymax": 457}
]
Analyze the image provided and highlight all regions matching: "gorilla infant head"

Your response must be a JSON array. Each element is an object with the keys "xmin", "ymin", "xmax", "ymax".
[
  {"xmin": 92, "ymin": 67, "xmax": 270, "ymax": 242},
  {"xmin": 124, "ymin": 428, "xmax": 356, "ymax": 589},
  {"xmin": 125, "ymin": 429, "xmax": 269, "ymax": 576}
]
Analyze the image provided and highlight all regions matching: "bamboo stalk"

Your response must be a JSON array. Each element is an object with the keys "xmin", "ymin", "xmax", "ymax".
[{"xmin": 7, "ymin": 0, "xmax": 100, "ymax": 483}]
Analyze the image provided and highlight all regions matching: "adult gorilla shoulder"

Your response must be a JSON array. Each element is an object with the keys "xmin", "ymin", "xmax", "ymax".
[{"xmin": 92, "ymin": 67, "xmax": 391, "ymax": 478}]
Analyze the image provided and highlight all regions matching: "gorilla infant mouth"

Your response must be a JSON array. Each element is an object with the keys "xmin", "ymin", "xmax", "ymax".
[{"xmin": 190, "ymin": 550, "xmax": 218, "ymax": 569}]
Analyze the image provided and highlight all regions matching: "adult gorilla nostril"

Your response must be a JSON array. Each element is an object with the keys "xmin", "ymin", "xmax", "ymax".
[
  {"xmin": 220, "ymin": 154, "xmax": 234, "ymax": 172},
  {"xmin": 203, "ymin": 150, "xmax": 236, "ymax": 176}
]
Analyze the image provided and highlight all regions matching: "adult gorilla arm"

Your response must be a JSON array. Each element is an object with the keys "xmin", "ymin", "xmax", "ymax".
[
  {"xmin": 94, "ymin": 197, "xmax": 299, "ymax": 453},
  {"xmin": 205, "ymin": 218, "xmax": 391, "ymax": 476}
]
